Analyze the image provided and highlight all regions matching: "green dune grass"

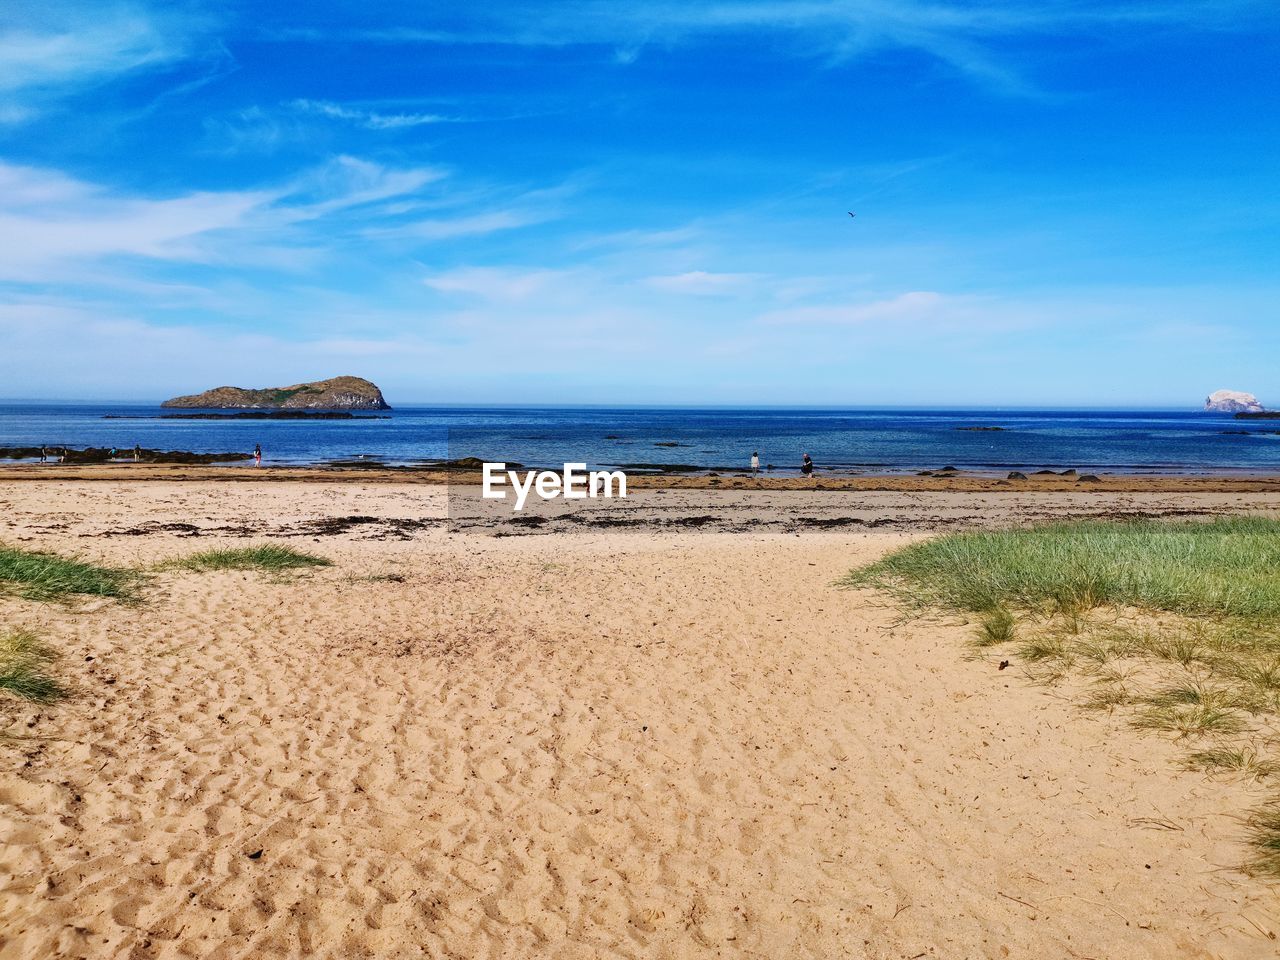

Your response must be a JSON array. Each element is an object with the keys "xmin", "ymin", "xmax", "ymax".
[
  {"xmin": 0, "ymin": 629, "xmax": 62, "ymax": 703},
  {"xmin": 0, "ymin": 544, "xmax": 138, "ymax": 602},
  {"xmin": 164, "ymin": 544, "xmax": 332, "ymax": 573},
  {"xmin": 843, "ymin": 516, "xmax": 1280, "ymax": 619}
]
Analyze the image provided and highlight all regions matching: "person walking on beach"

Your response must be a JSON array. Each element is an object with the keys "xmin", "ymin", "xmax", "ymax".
[
  {"xmin": 801, "ymin": 452, "xmax": 814, "ymax": 478},
  {"xmin": 254, "ymin": 443, "xmax": 262, "ymax": 466},
  {"xmin": 39, "ymin": 446, "xmax": 47, "ymax": 463},
  {"xmin": 751, "ymin": 451, "xmax": 759, "ymax": 475},
  {"xmin": 133, "ymin": 444, "xmax": 141, "ymax": 462}
]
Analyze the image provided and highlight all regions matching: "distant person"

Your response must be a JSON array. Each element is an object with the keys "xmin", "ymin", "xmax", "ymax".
[
  {"xmin": 58, "ymin": 447, "xmax": 66, "ymax": 463},
  {"xmin": 801, "ymin": 453, "xmax": 814, "ymax": 478},
  {"xmin": 39, "ymin": 446, "xmax": 47, "ymax": 463},
  {"xmin": 751, "ymin": 451, "xmax": 759, "ymax": 475},
  {"xmin": 133, "ymin": 444, "xmax": 141, "ymax": 462},
  {"xmin": 254, "ymin": 443, "xmax": 262, "ymax": 466}
]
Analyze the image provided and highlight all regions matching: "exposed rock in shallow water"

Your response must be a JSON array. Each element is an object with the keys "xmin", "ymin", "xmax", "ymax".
[{"xmin": 0, "ymin": 446, "xmax": 252, "ymax": 464}]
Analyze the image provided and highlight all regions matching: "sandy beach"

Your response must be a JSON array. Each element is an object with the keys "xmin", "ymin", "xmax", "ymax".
[
  {"xmin": 3, "ymin": 479, "xmax": 1280, "ymax": 958},
  {"xmin": 9, "ymin": 0, "xmax": 1278, "ymax": 954}
]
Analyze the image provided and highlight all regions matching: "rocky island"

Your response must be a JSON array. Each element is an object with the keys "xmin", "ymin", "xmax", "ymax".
[
  {"xmin": 162, "ymin": 376, "xmax": 391, "ymax": 410},
  {"xmin": 1204, "ymin": 389, "xmax": 1264, "ymax": 414}
]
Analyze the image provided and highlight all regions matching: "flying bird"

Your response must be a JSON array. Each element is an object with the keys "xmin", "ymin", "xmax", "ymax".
[{"xmin": 847, "ymin": 211, "xmax": 856, "ymax": 218}]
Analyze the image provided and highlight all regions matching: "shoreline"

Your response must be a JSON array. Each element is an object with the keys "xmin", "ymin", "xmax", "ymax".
[
  {"xmin": 6, "ymin": 478, "xmax": 1280, "ymax": 539},
  {"xmin": 5, "ymin": 461, "xmax": 1280, "ymax": 492}
]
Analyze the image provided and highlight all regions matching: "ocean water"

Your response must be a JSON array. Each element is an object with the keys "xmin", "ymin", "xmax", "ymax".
[{"xmin": 1, "ymin": 403, "xmax": 1279, "ymax": 475}]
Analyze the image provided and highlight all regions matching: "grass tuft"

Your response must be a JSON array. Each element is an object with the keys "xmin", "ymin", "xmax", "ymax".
[
  {"xmin": 0, "ymin": 629, "xmax": 62, "ymax": 702},
  {"xmin": 0, "ymin": 544, "xmax": 137, "ymax": 602},
  {"xmin": 1132, "ymin": 702, "xmax": 1245, "ymax": 738},
  {"xmin": 164, "ymin": 544, "xmax": 332, "ymax": 573},
  {"xmin": 975, "ymin": 606, "xmax": 1015, "ymax": 646},
  {"xmin": 1018, "ymin": 636, "xmax": 1074, "ymax": 665},
  {"xmin": 1247, "ymin": 805, "xmax": 1280, "ymax": 877},
  {"xmin": 1082, "ymin": 683, "xmax": 1132, "ymax": 712},
  {"xmin": 1228, "ymin": 658, "xmax": 1280, "ymax": 693},
  {"xmin": 1147, "ymin": 634, "xmax": 1216, "ymax": 668},
  {"xmin": 1185, "ymin": 746, "xmax": 1279, "ymax": 781}
]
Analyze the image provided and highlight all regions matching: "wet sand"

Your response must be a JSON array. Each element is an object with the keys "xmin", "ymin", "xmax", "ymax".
[{"xmin": 7, "ymin": 460, "xmax": 1280, "ymax": 494}]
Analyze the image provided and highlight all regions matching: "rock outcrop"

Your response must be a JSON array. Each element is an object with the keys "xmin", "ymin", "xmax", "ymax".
[
  {"xmin": 162, "ymin": 376, "xmax": 391, "ymax": 410},
  {"xmin": 0, "ymin": 447, "xmax": 252, "ymax": 464},
  {"xmin": 1204, "ymin": 390, "xmax": 1263, "ymax": 414}
]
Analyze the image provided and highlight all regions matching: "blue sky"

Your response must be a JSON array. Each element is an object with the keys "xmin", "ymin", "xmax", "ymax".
[{"xmin": 1, "ymin": 1, "xmax": 1278, "ymax": 405}]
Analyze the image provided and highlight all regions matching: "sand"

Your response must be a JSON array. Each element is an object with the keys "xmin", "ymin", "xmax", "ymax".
[{"xmin": 3, "ymin": 480, "xmax": 1279, "ymax": 959}]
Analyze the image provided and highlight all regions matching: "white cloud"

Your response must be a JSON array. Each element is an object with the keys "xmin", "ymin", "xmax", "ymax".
[
  {"xmin": 0, "ymin": 166, "xmax": 277, "ymax": 277},
  {"xmin": 0, "ymin": 157, "xmax": 454, "ymax": 281},
  {"xmin": 0, "ymin": 163, "xmax": 96, "ymax": 207},
  {"xmin": 424, "ymin": 267, "xmax": 572, "ymax": 301},
  {"xmin": 0, "ymin": 2, "xmax": 211, "ymax": 121},
  {"xmin": 376, "ymin": 185, "xmax": 568, "ymax": 243},
  {"xmin": 572, "ymin": 224, "xmax": 705, "ymax": 253},
  {"xmin": 290, "ymin": 98, "xmax": 457, "ymax": 129},
  {"xmin": 758, "ymin": 291, "xmax": 951, "ymax": 325},
  {"xmin": 314, "ymin": 1, "xmax": 1276, "ymax": 93},
  {"xmin": 647, "ymin": 270, "xmax": 759, "ymax": 296},
  {"xmin": 283, "ymin": 155, "xmax": 448, "ymax": 219}
]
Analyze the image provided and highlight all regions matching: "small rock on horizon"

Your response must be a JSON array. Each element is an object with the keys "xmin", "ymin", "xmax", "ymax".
[{"xmin": 1204, "ymin": 389, "xmax": 1264, "ymax": 414}]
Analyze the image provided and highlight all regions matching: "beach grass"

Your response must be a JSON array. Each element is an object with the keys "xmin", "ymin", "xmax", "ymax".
[
  {"xmin": 0, "ymin": 544, "xmax": 138, "ymax": 602},
  {"xmin": 1185, "ymin": 746, "xmax": 1280, "ymax": 781},
  {"xmin": 843, "ymin": 517, "xmax": 1280, "ymax": 620},
  {"xmin": 844, "ymin": 516, "xmax": 1280, "ymax": 876},
  {"xmin": 164, "ymin": 544, "xmax": 332, "ymax": 573},
  {"xmin": 975, "ymin": 606, "xmax": 1016, "ymax": 646},
  {"xmin": 0, "ymin": 629, "xmax": 62, "ymax": 703},
  {"xmin": 1249, "ymin": 806, "xmax": 1280, "ymax": 878}
]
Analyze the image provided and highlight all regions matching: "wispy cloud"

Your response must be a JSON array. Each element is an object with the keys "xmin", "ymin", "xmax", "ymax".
[
  {"xmin": 393, "ymin": 209, "xmax": 554, "ymax": 241},
  {"xmin": 0, "ymin": 1, "xmax": 213, "ymax": 121},
  {"xmin": 647, "ymin": 271, "xmax": 760, "ymax": 296},
  {"xmin": 758, "ymin": 291, "xmax": 954, "ymax": 325},
  {"xmin": 373, "ymin": 182, "xmax": 572, "ymax": 241},
  {"xmin": 424, "ymin": 267, "xmax": 573, "ymax": 302},
  {"xmin": 0, "ymin": 156, "xmax": 458, "ymax": 281},
  {"xmin": 289, "ymin": 98, "xmax": 458, "ymax": 130},
  {"xmin": 0, "ymin": 163, "xmax": 278, "ymax": 276},
  {"xmin": 203, "ymin": 101, "xmax": 460, "ymax": 155},
  {"xmin": 283, "ymin": 156, "xmax": 448, "ymax": 218},
  {"xmin": 284, "ymin": 1, "xmax": 1277, "ymax": 93}
]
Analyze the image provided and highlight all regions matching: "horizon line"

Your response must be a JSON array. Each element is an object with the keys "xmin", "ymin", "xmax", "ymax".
[{"xmin": 0, "ymin": 397, "xmax": 1233, "ymax": 413}]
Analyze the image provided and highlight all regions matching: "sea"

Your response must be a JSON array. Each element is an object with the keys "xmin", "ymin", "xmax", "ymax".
[{"xmin": 1, "ymin": 403, "xmax": 1278, "ymax": 475}]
